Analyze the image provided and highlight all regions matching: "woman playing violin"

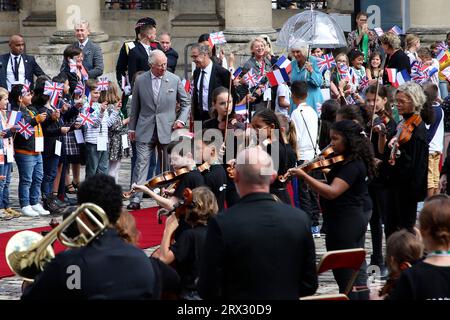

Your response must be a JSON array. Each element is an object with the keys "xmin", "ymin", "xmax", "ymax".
[
  {"xmin": 132, "ymin": 138, "xmax": 205, "ymax": 212},
  {"xmin": 203, "ymin": 87, "xmax": 245, "ymax": 207},
  {"xmin": 381, "ymin": 82, "xmax": 428, "ymax": 239},
  {"xmin": 288, "ymin": 120, "xmax": 376, "ymax": 300},
  {"xmin": 158, "ymin": 187, "xmax": 218, "ymax": 300}
]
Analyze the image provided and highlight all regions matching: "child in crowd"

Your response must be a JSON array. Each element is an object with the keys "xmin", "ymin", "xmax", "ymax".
[
  {"xmin": 348, "ymin": 49, "xmax": 367, "ymax": 103},
  {"xmin": 99, "ymin": 81, "xmax": 131, "ymax": 183},
  {"xmin": 390, "ymin": 195, "xmax": 450, "ymax": 300},
  {"xmin": 366, "ymin": 51, "xmax": 384, "ymax": 85},
  {"xmin": 330, "ymin": 53, "xmax": 352, "ymax": 102},
  {"xmin": 0, "ymin": 87, "xmax": 20, "ymax": 220},
  {"xmin": 417, "ymin": 47, "xmax": 441, "ymax": 97},
  {"xmin": 81, "ymin": 79, "xmax": 119, "ymax": 178},
  {"xmin": 311, "ymin": 48, "xmax": 332, "ymax": 100}
]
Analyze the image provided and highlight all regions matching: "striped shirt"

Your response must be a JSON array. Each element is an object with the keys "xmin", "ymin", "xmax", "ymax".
[{"xmin": 80, "ymin": 102, "xmax": 119, "ymax": 145}]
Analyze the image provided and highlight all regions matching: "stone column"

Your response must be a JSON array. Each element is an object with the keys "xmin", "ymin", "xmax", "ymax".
[
  {"xmin": 50, "ymin": 0, "xmax": 108, "ymax": 44},
  {"xmin": 223, "ymin": 0, "xmax": 277, "ymax": 42},
  {"xmin": 407, "ymin": 0, "xmax": 450, "ymax": 45}
]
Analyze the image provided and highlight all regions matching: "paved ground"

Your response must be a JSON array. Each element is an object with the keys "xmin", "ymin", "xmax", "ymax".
[{"xmin": 0, "ymin": 158, "xmax": 385, "ymax": 300}]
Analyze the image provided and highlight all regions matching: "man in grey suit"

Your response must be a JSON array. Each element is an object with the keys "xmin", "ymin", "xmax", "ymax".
[
  {"xmin": 127, "ymin": 50, "xmax": 190, "ymax": 210},
  {"xmin": 60, "ymin": 19, "xmax": 104, "ymax": 78}
]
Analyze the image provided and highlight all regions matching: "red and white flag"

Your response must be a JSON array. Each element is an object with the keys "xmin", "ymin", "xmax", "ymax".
[
  {"xmin": 385, "ymin": 68, "xmax": 397, "ymax": 84},
  {"xmin": 80, "ymin": 111, "xmax": 94, "ymax": 126},
  {"xmin": 437, "ymin": 50, "xmax": 449, "ymax": 64},
  {"xmin": 16, "ymin": 119, "xmax": 34, "ymax": 140},
  {"xmin": 316, "ymin": 53, "xmax": 336, "ymax": 73},
  {"xmin": 243, "ymin": 69, "xmax": 261, "ymax": 87},
  {"xmin": 209, "ymin": 31, "xmax": 227, "ymax": 46},
  {"xmin": 97, "ymin": 76, "xmax": 109, "ymax": 91},
  {"xmin": 44, "ymin": 81, "xmax": 64, "ymax": 108}
]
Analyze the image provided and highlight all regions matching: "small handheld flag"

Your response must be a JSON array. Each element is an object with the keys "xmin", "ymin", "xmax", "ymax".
[
  {"xmin": 442, "ymin": 67, "xmax": 450, "ymax": 82},
  {"xmin": 79, "ymin": 111, "xmax": 94, "ymax": 126},
  {"xmin": 44, "ymin": 81, "xmax": 64, "ymax": 108},
  {"xmin": 232, "ymin": 67, "xmax": 242, "ymax": 79},
  {"xmin": 374, "ymin": 27, "xmax": 384, "ymax": 37},
  {"xmin": 209, "ymin": 31, "xmax": 227, "ymax": 46},
  {"xmin": 275, "ymin": 56, "xmax": 292, "ymax": 74},
  {"xmin": 7, "ymin": 110, "xmax": 22, "ymax": 127},
  {"xmin": 395, "ymin": 69, "xmax": 411, "ymax": 88},
  {"xmin": 316, "ymin": 53, "xmax": 336, "ymax": 73},
  {"xmin": 234, "ymin": 104, "xmax": 248, "ymax": 115},
  {"xmin": 266, "ymin": 68, "xmax": 290, "ymax": 87},
  {"xmin": 243, "ymin": 70, "xmax": 260, "ymax": 88},
  {"xmin": 385, "ymin": 68, "xmax": 398, "ymax": 84},
  {"xmin": 437, "ymin": 50, "xmax": 449, "ymax": 64},
  {"xmin": 389, "ymin": 25, "xmax": 404, "ymax": 36},
  {"xmin": 16, "ymin": 119, "xmax": 34, "ymax": 140},
  {"xmin": 97, "ymin": 76, "xmax": 109, "ymax": 91},
  {"xmin": 69, "ymin": 59, "xmax": 77, "ymax": 73}
]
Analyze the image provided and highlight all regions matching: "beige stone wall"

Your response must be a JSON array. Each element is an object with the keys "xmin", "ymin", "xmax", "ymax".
[{"xmin": 409, "ymin": 0, "xmax": 450, "ymax": 29}]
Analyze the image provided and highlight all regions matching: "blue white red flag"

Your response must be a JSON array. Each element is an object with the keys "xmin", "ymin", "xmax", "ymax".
[
  {"xmin": 7, "ymin": 110, "xmax": 22, "ymax": 127},
  {"xmin": 232, "ymin": 67, "xmax": 242, "ymax": 79},
  {"xmin": 266, "ymin": 68, "xmax": 290, "ymax": 87},
  {"xmin": 234, "ymin": 104, "xmax": 248, "ymax": 115},
  {"xmin": 385, "ymin": 68, "xmax": 397, "ymax": 84},
  {"xmin": 437, "ymin": 50, "xmax": 449, "ymax": 64},
  {"xmin": 275, "ymin": 56, "xmax": 292, "ymax": 74},
  {"xmin": 395, "ymin": 69, "xmax": 411, "ymax": 88},
  {"xmin": 389, "ymin": 25, "xmax": 404, "ymax": 35}
]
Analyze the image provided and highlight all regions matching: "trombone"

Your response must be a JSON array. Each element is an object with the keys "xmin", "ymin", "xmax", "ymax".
[{"xmin": 5, "ymin": 203, "xmax": 109, "ymax": 281}]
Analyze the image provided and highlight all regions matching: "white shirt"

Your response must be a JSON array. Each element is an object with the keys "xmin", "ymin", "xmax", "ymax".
[
  {"xmin": 140, "ymin": 41, "xmax": 151, "ymax": 56},
  {"xmin": 78, "ymin": 38, "xmax": 89, "ymax": 50},
  {"xmin": 6, "ymin": 53, "xmax": 25, "ymax": 91},
  {"xmin": 291, "ymin": 102, "xmax": 319, "ymax": 161},
  {"xmin": 151, "ymin": 72, "xmax": 162, "ymax": 102},
  {"xmin": 275, "ymin": 84, "xmax": 291, "ymax": 117},
  {"xmin": 427, "ymin": 104, "xmax": 444, "ymax": 153},
  {"xmin": 197, "ymin": 60, "xmax": 213, "ymax": 112}
]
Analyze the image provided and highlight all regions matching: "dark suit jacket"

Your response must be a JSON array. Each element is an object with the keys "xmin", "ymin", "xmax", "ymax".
[
  {"xmin": 128, "ymin": 42, "xmax": 151, "ymax": 87},
  {"xmin": 116, "ymin": 40, "xmax": 139, "ymax": 84},
  {"xmin": 192, "ymin": 63, "xmax": 231, "ymax": 121},
  {"xmin": 60, "ymin": 39, "xmax": 104, "ymax": 79},
  {"xmin": 198, "ymin": 193, "xmax": 318, "ymax": 300},
  {"xmin": 0, "ymin": 53, "xmax": 45, "ymax": 89},
  {"xmin": 21, "ymin": 229, "xmax": 175, "ymax": 300}
]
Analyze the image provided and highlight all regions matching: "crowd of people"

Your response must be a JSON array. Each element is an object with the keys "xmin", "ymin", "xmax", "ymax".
[{"xmin": 1, "ymin": 11, "xmax": 450, "ymax": 301}]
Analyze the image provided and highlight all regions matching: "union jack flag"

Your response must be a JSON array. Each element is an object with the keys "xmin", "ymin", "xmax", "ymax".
[
  {"xmin": 359, "ymin": 76, "xmax": 370, "ymax": 92},
  {"xmin": 437, "ymin": 41, "xmax": 449, "ymax": 52},
  {"xmin": 338, "ymin": 63, "xmax": 350, "ymax": 81},
  {"xmin": 79, "ymin": 111, "xmax": 94, "ymax": 126},
  {"xmin": 80, "ymin": 65, "xmax": 89, "ymax": 81},
  {"xmin": 411, "ymin": 71, "xmax": 428, "ymax": 85},
  {"xmin": 44, "ymin": 81, "xmax": 64, "ymax": 108},
  {"xmin": 316, "ymin": 53, "xmax": 336, "ymax": 73},
  {"xmin": 16, "ymin": 119, "xmax": 34, "ymax": 140},
  {"xmin": 209, "ymin": 31, "xmax": 227, "ymax": 45},
  {"xmin": 69, "ymin": 59, "xmax": 77, "ymax": 73},
  {"xmin": 243, "ymin": 69, "xmax": 261, "ymax": 88},
  {"xmin": 74, "ymin": 81, "xmax": 85, "ymax": 95},
  {"xmin": 97, "ymin": 76, "xmax": 109, "ymax": 91}
]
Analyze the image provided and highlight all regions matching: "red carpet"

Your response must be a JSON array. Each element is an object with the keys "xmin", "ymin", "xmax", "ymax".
[{"xmin": 0, "ymin": 207, "xmax": 164, "ymax": 279}]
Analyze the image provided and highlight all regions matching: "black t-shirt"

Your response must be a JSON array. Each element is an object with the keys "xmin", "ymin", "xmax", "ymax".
[
  {"xmin": 173, "ymin": 170, "xmax": 205, "ymax": 199},
  {"xmin": 202, "ymin": 164, "xmax": 227, "ymax": 212},
  {"xmin": 383, "ymin": 49, "xmax": 411, "ymax": 85},
  {"xmin": 170, "ymin": 225, "xmax": 208, "ymax": 291},
  {"xmin": 320, "ymin": 159, "xmax": 369, "ymax": 217},
  {"xmin": 268, "ymin": 142, "xmax": 292, "ymax": 189},
  {"xmin": 389, "ymin": 261, "xmax": 450, "ymax": 300}
]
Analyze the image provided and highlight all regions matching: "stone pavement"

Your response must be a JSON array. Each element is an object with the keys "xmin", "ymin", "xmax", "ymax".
[{"xmin": 0, "ymin": 158, "xmax": 384, "ymax": 300}]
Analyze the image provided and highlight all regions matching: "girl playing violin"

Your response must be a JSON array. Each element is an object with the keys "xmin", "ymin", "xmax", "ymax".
[
  {"xmin": 381, "ymin": 82, "xmax": 428, "ymax": 239},
  {"xmin": 288, "ymin": 120, "xmax": 376, "ymax": 300},
  {"xmin": 158, "ymin": 186, "xmax": 218, "ymax": 300}
]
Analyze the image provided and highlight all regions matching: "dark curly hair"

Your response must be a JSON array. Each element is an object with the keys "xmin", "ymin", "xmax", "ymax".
[
  {"xmin": 77, "ymin": 174, "xmax": 123, "ymax": 224},
  {"xmin": 331, "ymin": 120, "xmax": 376, "ymax": 178}
]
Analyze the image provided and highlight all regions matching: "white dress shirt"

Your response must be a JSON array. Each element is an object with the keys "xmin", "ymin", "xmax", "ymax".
[
  {"xmin": 6, "ymin": 53, "xmax": 25, "ymax": 91},
  {"xmin": 140, "ymin": 41, "xmax": 151, "ymax": 56},
  {"xmin": 78, "ymin": 38, "xmax": 89, "ymax": 50},
  {"xmin": 197, "ymin": 60, "xmax": 213, "ymax": 112}
]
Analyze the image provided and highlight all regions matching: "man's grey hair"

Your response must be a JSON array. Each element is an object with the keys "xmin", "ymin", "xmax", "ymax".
[
  {"xmin": 74, "ymin": 19, "xmax": 90, "ymax": 30},
  {"xmin": 159, "ymin": 31, "xmax": 171, "ymax": 39},
  {"xmin": 236, "ymin": 147, "xmax": 275, "ymax": 187},
  {"xmin": 396, "ymin": 82, "xmax": 427, "ymax": 113},
  {"xmin": 191, "ymin": 43, "xmax": 211, "ymax": 56},
  {"xmin": 148, "ymin": 49, "xmax": 166, "ymax": 65}
]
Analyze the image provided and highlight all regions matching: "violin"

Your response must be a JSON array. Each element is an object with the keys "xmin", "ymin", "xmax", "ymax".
[
  {"xmin": 388, "ymin": 114, "xmax": 422, "ymax": 166},
  {"xmin": 156, "ymin": 188, "xmax": 194, "ymax": 224},
  {"xmin": 197, "ymin": 161, "xmax": 211, "ymax": 173},
  {"xmin": 278, "ymin": 144, "xmax": 344, "ymax": 182}
]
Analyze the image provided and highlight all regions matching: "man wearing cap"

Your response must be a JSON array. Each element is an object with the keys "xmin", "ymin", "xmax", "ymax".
[
  {"xmin": 116, "ymin": 17, "xmax": 157, "ymax": 101},
  {"xmin": 60, "ymin": 19, "xmax": 104, "ymax": 79}
]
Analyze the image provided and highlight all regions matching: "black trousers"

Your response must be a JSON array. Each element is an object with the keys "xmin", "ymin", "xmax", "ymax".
[
  {"xmin": 297, "ymin": 167, "xmax": 322, "ymax": 226},
  {"xmin": 368, "ymin": 184, "xmax": 388, "ymax": 265},
  {"xmin": 324, "ymin": 208, "xmax": 368, "ymax": 300},
  {"xmin": 225, "ymin": 176, "xmax": 240, "ymax": 208},
  {"xmin": 385, "ymin": 187, "xmax": 418, "ymax": 240}
]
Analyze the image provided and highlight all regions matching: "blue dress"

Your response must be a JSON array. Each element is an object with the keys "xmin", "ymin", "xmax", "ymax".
[{"xmin": 290, "ymin": 57, "xmax": 324, "ymax": 114}]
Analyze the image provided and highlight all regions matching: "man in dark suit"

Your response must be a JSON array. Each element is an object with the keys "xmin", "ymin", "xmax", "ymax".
[
  {"xmin": 198, "ymin": 147, "xmax": 318, "ymax": 300},
  {"xmin": 60, "ymin": 19, "xmax": 104, "ymax": 79},
  {"xmin": 0, "ymin": 34, "xmax": 45, "ymax": 91},
  {"xmin": 21, "ymin": 174, "xmax": 179, "ymax": 300},
  {"xmin": 191, "ymin": 44, "xmax": 231, "ymax": 122},
  {"xmin": 128, "ymin": 24, "xmax": 158, "ymax": 88}
]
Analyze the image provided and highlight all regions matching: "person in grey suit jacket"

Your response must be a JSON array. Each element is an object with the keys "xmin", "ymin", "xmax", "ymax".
[
  {"xmin": 0, "ymin": 35, "xmax": 46, "ymax": 92},
  {"xmin": 60, "ymin": 19, "xmax": 104, "ymax": 79},
  {"xmin": 127, "ymin": 50, "xmax": 190, "ymax": 210}
]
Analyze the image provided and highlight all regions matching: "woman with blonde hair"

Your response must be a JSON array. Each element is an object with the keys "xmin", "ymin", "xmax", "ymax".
[
  {"xmin": 289, "ymin": 42, "xmax": 323, "ymax": 113},
  {"xmin": 380, "ymin": 32, "xmax": 411, "ymax": 85},
  {"xmin": 405, "ymin": 34, "xmax": 421, "ymax": 64}
]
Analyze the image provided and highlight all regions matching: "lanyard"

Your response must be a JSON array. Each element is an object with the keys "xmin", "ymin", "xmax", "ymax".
[{"xmin": 11, "ymin": 55, "xmax": 22, "ymax": 79}]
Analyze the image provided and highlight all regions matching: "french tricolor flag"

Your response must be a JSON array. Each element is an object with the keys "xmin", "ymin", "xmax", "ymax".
[
  {"xmin": 266, "ymin": 68, "xmax": 290, "ymax": 87},
  {"xmin": 437, "ymin": 50, "xmax": 449, "ymax": 64},
  {"xmin": 385, "ymin": 68, "xmax": 397, "ymax": 84},
  {"xmin": 374, "ymin": 27, "xmax": 384, "ymax": 37},
  {"xmin": 275, "ymin": 56, "xmax": 292, "ymax": 74},
  {"xmin": 7, "ymin": 110, "xmax": 22, "ymax": 127},
  {"xmin": 389, "ymin": 25, "xmax": 404, "ymax": 36},
  {"xmin": 234, "ymin": 104, "xmax": 248, "ymax": 115},
  {"xmin": 395, "ymin": 69, "xmax": 411, "ymax": 88},
  {"xmin": 425, "ymin": 66, "xmax": 439, "ymax": 78}
]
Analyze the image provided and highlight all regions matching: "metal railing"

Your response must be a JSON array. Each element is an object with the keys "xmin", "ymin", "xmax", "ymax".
[
  {"xmin": 104, "ymin": 0, "xmax": 168, "ymax": 10},
  {"xmin": 272, "ymin": 0, "xmax": 327, "ymax": 10},
  {"xmin": 0, "ymin": 0, "xmax": 19, "ymax": 11}
]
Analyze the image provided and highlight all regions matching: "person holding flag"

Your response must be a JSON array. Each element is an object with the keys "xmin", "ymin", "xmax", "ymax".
[
  {"xmin": 346, "ymin": 12, "xmax": 380, "ymax": 64},
  {"xmin": 9, "ymin": 83, "xmax": 50, "ymax": 217},
  {"xmin": 380, "ymin": 32, "xmax": 411, "ymax": 86},
  {"xmin": 289, "ymin": 43, "xmax": 323, "ymax": 114}
]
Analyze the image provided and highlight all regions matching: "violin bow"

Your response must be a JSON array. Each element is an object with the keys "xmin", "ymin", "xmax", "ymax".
[
  {"xmin": 224, "ymin": 71, "xmax": 233, "ymax": 152},
  {"xmin": 369, "ymin": 53, "xmax": 386, "ymax": 140}
]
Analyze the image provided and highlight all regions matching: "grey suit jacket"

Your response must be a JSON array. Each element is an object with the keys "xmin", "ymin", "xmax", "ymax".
[
  {"xmin": 129, "ymin": 71, "xmax": 191, "ymax": 145},
  {"xmin": 60, "ymin": 39, "xmax": 104, "ymax": 78}
]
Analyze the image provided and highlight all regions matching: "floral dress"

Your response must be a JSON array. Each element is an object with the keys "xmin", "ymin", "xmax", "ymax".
[{"xmin": 107, "ymin": 106, "xmax": 131, "ymax": 161}]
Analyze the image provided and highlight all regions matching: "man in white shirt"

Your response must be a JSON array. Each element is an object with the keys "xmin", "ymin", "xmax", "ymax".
[
  {"xmin": 290, "ymin": 81, "xmax": 322, "ymax": 237},
  {"xmin": 275, "ymin": 83, "xmax": 291, "ymax": 117},
  {"xmin": 0, "ymin": 34, "xmax": 45, "ymax": 93}
]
